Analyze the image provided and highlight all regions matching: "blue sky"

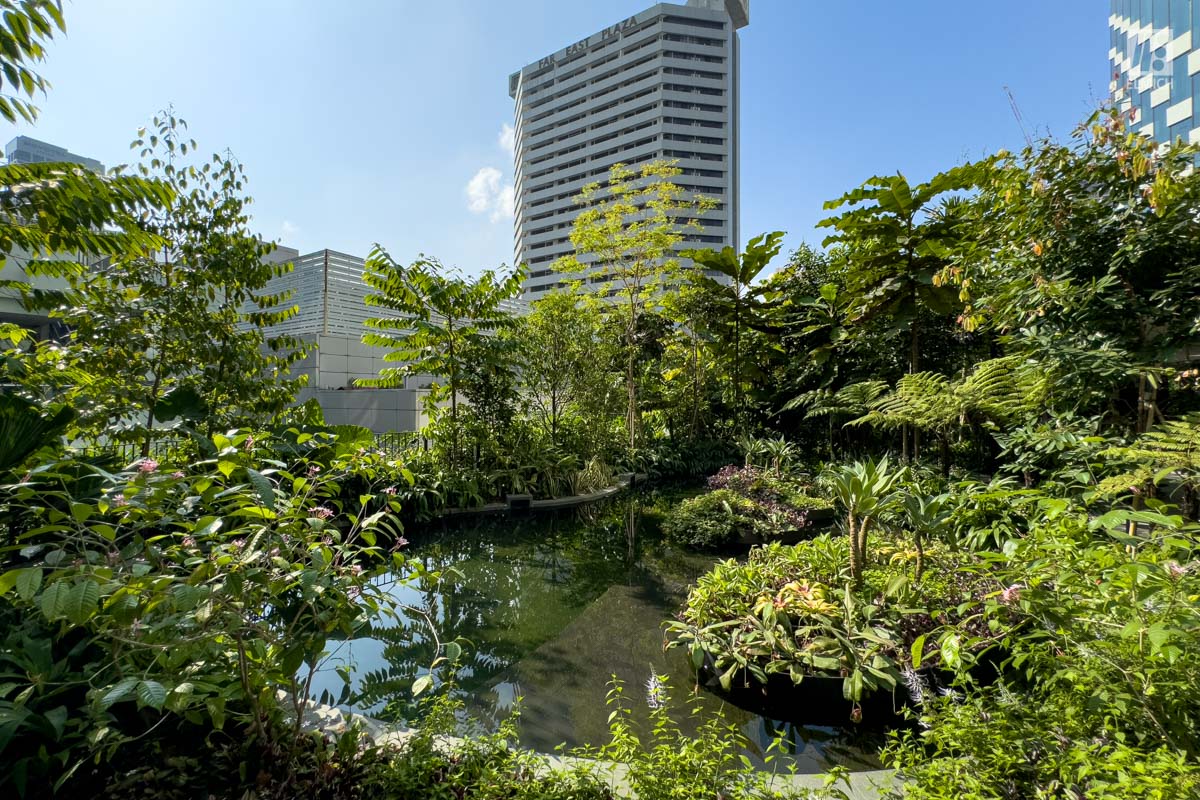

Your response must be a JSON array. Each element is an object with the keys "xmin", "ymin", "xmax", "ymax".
[{"xmin": 12, "ymin": 0, "xmax": 1107, "ymax": 275}]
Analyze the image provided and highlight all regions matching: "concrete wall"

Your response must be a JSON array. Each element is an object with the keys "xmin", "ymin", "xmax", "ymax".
[{"xmin": 297, "ymin": 386, "xmax": 421, "ymax": 432}]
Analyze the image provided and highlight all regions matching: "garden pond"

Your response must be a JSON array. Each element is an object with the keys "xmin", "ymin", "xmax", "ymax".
[{"xmin": 310, "ymin": 492, "xmax": 886, "ymax": 773}]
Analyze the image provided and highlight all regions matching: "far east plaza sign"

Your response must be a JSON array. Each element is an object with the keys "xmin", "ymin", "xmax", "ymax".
[{"xmin": 536, "ymin": 15, "xmax": 639, "ymax": 70}]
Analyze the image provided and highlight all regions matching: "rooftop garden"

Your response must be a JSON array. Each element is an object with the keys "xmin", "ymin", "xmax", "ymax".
[{"xmin": 1, "ymin": 3, "xmax": 1199, "ymax": 798}]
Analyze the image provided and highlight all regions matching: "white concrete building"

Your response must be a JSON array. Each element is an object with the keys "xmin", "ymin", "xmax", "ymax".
[
  {"xmin": 508, "ymin": 0, "xmax": 748, "ymax": 299},
  {"xmin": 260, "ymin": 247, "xmax": 529, "ymax": 432}
]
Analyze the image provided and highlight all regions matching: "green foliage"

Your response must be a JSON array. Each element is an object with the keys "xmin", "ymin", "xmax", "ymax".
[
  {"xmin": 582, "ymin": 677, "xmax": 847, "ymax": 800},
  {"xmin": 554, "ymin": 160, "xmax": 716, "ymax": 450},
  {"xmin": 667, "ymin": 533, "xmax": 983, "ymax": 708},
  {"xmin": 360, "ymin": 250, "xmax": 525, "ymax": 468},
  {"xmin": 12, "ymin": 112, "xmax": 308, "ymax": 454},
  {"xmin": 366, "ymin": 688, "xmax": 608, "ymax": 800},
  {"xmin": 824, "ymin": 457, "xmax": 905, "ymax": 585},
  {"xmin": 0, "ymin": 393, "xmax": 73, "ymax": 474},
  {"xmin": 0, "ymin": 428, "xmax": 435, "ymax": 796},
  {"xmin": 849, "ymin": 356, "xmax": 1048, "ymax": 475},
  {"xmin": 0, "ymin": 1, "xmax": 64, "ymax": 124},
  {"xmin": 683, "ymin": 231, "xmax": 785, "ymax": 430},
  {"xmin": 818, "ymin": 167, "xmax": 978, "ymax": 389},
  {"xmin": 511, "ymin": 288, "xmax": 619, "ymax": 452},
  {"xmin": 661, "ymin": 488, "xmax": 764, "ymax": 549},
  {"xmin": 1097, "ymin": 412, "xmax": 1200, "ymax": 503},
  {"xmin": 884, "ymin": 511, "xmax": 1200, "ymax": 796},
  {"xmin": 661, "ymin": 464, "xmax": 831, "ymax": 549},
  {"xmin": 948, "ymin": 109, "xmax": 1200, "ymax": 432}
]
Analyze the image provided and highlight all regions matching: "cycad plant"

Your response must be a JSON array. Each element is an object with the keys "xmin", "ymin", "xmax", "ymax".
[
  {"xmin": 899, "ymin": 493, "xmax": 949, "ymax": 580},
  {"xmin": 826, "ymin": 457, "xmax": 905, "ymax": 586},
  {"xmin": 762, "ymin": 436, "xmax": 797, "ymax": 476}
]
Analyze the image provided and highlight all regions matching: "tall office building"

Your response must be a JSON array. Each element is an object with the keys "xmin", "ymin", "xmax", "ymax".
[
  {"xmin": 508, "ymin": 0, "xmax": 748, "ymax": 299},
  {"xmin": 1110, "ymin": 1, "xmax": 1200, "ymax": 145},
  {"xmin": 1, "ymin": 137, "xmax": 105, "ymax": 338},
  {"xmin": 4, "ymin": 135, "xmax": 105, "ymax": 172}
]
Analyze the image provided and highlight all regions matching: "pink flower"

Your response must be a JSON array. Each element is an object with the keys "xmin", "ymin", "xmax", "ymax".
[
  {"xmin": 1000, "ymin": 584, "xmax": 1023, "ymax": 605},
  {"xmin": 1166, "ymin": 561, "xmax": 1189, "ymax": 580},
  {"xmin": 112, "ymin": 493, "xmax": 127, "ymax": 508},
  {"xmin": 232, "ymin": 538, "xmax": 245, "ymax": 550},
  {"xmin": 383, "ymin": 486, "xmax": 398, "ymax": 496},
  {"xmin": 137, "ymin": 459, "xmax": 158, "ymax": 473},
  {"xmin": 171, "ymin": 471, "xmax": 185, "ymax": 479},
  {"xmin": 307, "ymin": 465, "xmax": 322, "ymax": 477},
  {"xmin": 311, "ymin": 506, "xmax": 334, "ymax": 520},
  {"xmin": 391, "ymin": 536, "xmax": 409, "ymax": 552},
  {"xmin": 244, "ymin": 436, "xmax": 255, "ymax": 452},
  {"xmin": 181, "ymin": 536, "xmax": 196, "ymax": 547},
  {"xmin": 350, "ymin": 564, "xmax": 363, "ymax": 577}
]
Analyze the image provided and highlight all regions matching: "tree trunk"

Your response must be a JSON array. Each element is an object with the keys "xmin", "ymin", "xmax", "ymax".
[
  {"xmin": 914, "ymin": 531, "xmax": 925, "ymax": 581},
  {"xmin": 939, "ymin": 433, "xmax": 951, "ymax": 479},
  {"xmin": 857, "ymin": 517, "xmax": 872, "ymax": 579},
  {"xmin": 847, "ymin": 512, "xmax": 860, "ymax": 586}
]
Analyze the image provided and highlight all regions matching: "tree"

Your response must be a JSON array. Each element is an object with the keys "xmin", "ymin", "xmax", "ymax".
[
  {"xmin": 554, "ymin": 160, "xmax": 715, "ymax": 450},
  {"xmin": 14, "ymin": 113, "xmax": 308, "ymax": 454},
  {"xmin": 683, "ymin": 231, "xmax": 785, "ymax": 432},
  {"xmin": 359, "ymin": 250, "xmax": 524, "ymax": 466},
  {"xmin": 0, "ymin": 1, "xmax": 64, "ymax": 124},
  {"xmin": 659, "ymin": 283, "xmax": 719, "ymax": 441},
  {"xmin": 950, "ymin": 109, "xmax": 1200, "ymax": 434},
  {"xmin": 512, "ymin": 288, "xmax": 615, "ymax": 449},
  {"xmin": 819, "ymin": 168, "xmax": 979, "ymax": 459},
  {"xmin": 850, "ymin": 356, "xmax": 1046, "ymax": 477}
]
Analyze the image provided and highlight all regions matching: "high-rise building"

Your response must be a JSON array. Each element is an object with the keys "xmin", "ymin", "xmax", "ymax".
[
  {"xmin": 4, "ymin": 135, "xmax": 105, "ymax": 173},
  {"xmin": 508, "ymin": 0, "xmax": 748, "ymax": 299},
  {"xmin": 1, "ymin": 137, "xmax": 105, "ymax": 338},
  {"xmin": 1110, "ymin": 1, "xmax": 1200, "ymax": 145}
]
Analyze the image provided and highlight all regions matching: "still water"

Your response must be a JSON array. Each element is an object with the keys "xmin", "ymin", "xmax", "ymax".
[{"xmin": 310, "ymin": 494, "xmax": 884, "ymax": 773}]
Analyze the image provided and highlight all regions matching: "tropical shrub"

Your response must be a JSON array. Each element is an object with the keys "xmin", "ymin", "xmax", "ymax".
[
  {"xmin": 0, "ymin": 430, "xmax": 438, "ymax": 796},
  {"xmin": 661, "ymin": 466, "xmax": 831, "ymax": 550},
  {"xmin": 661, "ymin": 489, "xmax": 764, "ymax": 549},
  {"xmin": 666, "ymin": 534, "xmax": 991, "ymax": 710},
  {"xmin": 883, "ymin": 509, "xmax": 1200, "ymax": 796}
]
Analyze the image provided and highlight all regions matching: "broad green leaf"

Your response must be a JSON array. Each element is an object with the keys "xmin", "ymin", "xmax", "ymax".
[
  {"xmin": 136, "ymin": 680, "xmax": 167, "ymax": 710},
  {"xmin": 100, "ymin": 677, "xmax": 140, "ymax": 709},
  {"xmin": 15, "ymin": 568, "xmax": 41, "ymax": 601},
  {"xmin": 245, "ymin": 467, "xmax": 275, "ymax": 509}
]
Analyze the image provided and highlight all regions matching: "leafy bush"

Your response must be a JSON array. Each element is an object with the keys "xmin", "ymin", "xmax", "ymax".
[
  {"xmin": 666, "ymin": 535, "xmax": 990, "ymax": 708},
  {"xmin": 883, "ymin": 509, "xmax": 1200, "ymax": 797},
  {"xmin": 0, "ymin": 430, "xmax": 439, "ymax": 796},
  {"xmin": 367, "ymin": 675, "xmax": 847, "ymax": 800},
  {"xmin": 365, "ymin": 689, "xmax": 609, "ymax": 800},
  {"xmin": 661, "ymin": 488, "xmax": 764, "ymax": 549},
  {"xmin": 580, "ymin": 676, "xmax": 848, "ymax": 800},
  {"xmin": 660, "ymin": 466, "xmax": 832, "ymax": 550}
]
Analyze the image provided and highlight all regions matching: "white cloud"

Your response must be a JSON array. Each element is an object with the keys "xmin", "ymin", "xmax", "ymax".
[
  {"xmin": 496, "ymin": 184, "xmax": 515, "ymax": 221},
  {"xmin": 281, "ymin": 220, "xmax": 300, "ymax": 241},
  {"xmin": 465, "ymin": 166, "xmax": 514, "ymax": 223},
  {"xmin": 498, "ymin": 123, "xmax": 516, "ymax": 156}
]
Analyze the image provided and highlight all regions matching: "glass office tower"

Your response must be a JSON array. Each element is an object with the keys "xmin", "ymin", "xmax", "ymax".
[{"xmin": 1110, "ymin": 0, "xmax": 1200, "ymax": 144}]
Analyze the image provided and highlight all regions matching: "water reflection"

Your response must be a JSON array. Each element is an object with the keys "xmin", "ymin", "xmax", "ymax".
[{"xmin": 310, "ymin": 496, "xmax": 883, "ymax": 773}]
